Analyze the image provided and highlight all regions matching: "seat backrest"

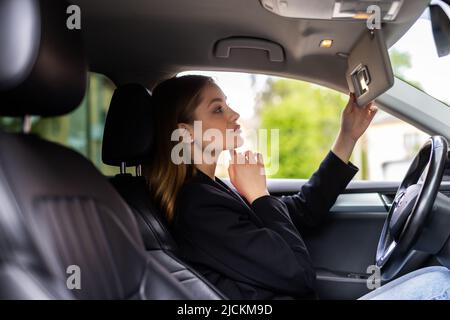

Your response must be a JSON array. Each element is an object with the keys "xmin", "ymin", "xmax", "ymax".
[
  {"xmin": 0, "ymin": 0, "xmax": 191, "ymax": 300},
  {"xmin": 109, "ymin": 174, "xmax": 180, "ymax": 252},
  {"xmin": 102, "ymin": 83, "xmax": 179, "ymax": 252},
  {"xmin": 102, "ymin": 83, "xmax": 227, "ymax": 299}
]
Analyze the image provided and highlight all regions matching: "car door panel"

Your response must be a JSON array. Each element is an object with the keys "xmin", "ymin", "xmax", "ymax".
[{"xmin": 266, "ymin": 179, "xmax": 450, "ymax": 299}]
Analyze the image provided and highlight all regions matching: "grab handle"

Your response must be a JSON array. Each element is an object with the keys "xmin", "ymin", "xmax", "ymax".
[{"xmin": 214, "ymin": 37, "xmax": 284, "ymax": 62}]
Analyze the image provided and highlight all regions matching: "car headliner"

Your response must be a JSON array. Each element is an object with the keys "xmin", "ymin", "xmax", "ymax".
[{"xmin": 72, "ymin": 0, "xmax": 430, "ymax": 92}]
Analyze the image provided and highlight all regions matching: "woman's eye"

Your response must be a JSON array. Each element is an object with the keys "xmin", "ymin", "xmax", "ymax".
[{"xmin": 214, "ymin": 106, "xmax": 224, "ymax": 113}]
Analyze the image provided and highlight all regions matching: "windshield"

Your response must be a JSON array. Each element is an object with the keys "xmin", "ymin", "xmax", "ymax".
[{"xmin": 389, "ymin": 8, "xmax": 450, "ymax": 107}]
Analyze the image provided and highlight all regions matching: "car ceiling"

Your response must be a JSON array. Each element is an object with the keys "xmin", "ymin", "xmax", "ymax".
[{"xmin": 72, "ymin": 0, "xmax": 430, "ymax": 92}]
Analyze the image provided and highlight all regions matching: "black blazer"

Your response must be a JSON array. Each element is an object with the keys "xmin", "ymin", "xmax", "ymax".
[{"xmin": 171, "ymin": 150, "xmax": 358, "ymax": 300}]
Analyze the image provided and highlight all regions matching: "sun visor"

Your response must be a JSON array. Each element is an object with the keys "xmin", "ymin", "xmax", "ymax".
[{"xmin": 345, "ymin": 29, "xmax": 394, "ymax": 107}]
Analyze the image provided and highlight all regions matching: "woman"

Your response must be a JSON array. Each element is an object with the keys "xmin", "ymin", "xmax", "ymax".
[{"xmin": 144, "ymin": 75, "xmax": 450, "ymax": 300}]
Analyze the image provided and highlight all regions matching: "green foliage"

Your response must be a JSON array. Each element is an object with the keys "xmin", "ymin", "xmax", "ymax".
[
  {"xmin": 389, "ymin": 49, "xmax": 412, "ymax": 77},
  {"xmin": 259, "ymin": 79, "xmax": 346, "ymax": 178},
  {"xmin": 0, "ymin": 117, "xmax": 22, "ymax": 132},
  {"xmin": 389, "ymin": 48, "xmax": 423, "ymax": 90}
]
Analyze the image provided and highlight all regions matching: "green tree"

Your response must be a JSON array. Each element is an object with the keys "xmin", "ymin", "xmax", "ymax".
[
  {"xmin": 259, "ymin": 79, "xmax": 345, "ymax": 178},
  {"xmin": 389, "ymin": 48, "xmax": 423, "ymax": 90},
  {"xmin": 389, "ymin": 49, "xmax": 412, "ymax": 76}
]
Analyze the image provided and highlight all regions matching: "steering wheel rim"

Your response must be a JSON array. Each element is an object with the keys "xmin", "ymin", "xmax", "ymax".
[{"xmin": 376, "ymin": 135, "xmax": 448, "ymax": 280}]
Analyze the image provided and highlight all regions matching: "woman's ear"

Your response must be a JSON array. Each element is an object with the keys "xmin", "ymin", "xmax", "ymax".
[
  {"xmin": 177, "ymin": 123, "xmax": 194, "ymax": 143},
  {"xmin": 177, "ymin": 123, "xmax": 193, "ymax": 134}
]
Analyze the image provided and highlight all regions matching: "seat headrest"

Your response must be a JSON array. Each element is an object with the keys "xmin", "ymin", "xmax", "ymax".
[
  {"xmin": 102, "ymin": 83, "xmax": 154, "ymax": 167},
  {"xmin": 0, "ymin": 0, "xmax": 87, "ymax": 116}
]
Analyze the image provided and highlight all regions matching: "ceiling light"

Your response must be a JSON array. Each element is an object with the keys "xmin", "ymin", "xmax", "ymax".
[
  {"xmin": 319, "ymin": 39, "xmax": 333, "ymax": 48},
  {"xmin": 353, "ymin": 12, "xmax": 371, "ymax": 20}
]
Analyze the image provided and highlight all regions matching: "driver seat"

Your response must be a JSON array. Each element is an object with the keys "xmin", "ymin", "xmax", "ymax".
[{"xmin": 102, "ymin": 83, "xmax": 227, "ymax": 300}]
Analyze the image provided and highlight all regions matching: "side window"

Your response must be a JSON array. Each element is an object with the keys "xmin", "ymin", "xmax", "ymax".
[
  {"xmin": 353, "ymin": 111, "xmax": 428, "ymax": 181},
  {"xmin": 180, "ymin": 70, "xmax": 428, "ymax": 181},
  {"xmin": 0, "ymin": 72, "xmax": 119, "ymax": 176}
]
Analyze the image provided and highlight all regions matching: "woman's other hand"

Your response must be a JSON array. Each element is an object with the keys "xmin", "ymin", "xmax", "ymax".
[
  {"xmin": 228, "ymin": 150, "xmax": 270, "ymax": 204},
  {"xmin": 332, "ymin": 93, "xmax": 378, "ymax": 163}
]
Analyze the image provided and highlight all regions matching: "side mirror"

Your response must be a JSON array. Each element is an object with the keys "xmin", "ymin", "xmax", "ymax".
[{"xmin": 430, "ymin": 0, "xmax": 450, "ymax": 57}]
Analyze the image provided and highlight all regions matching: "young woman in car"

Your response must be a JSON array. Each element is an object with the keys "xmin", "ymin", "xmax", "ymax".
[{"xmin": 144, "ymin": 74, "xmax": 450, "ymax": 300}]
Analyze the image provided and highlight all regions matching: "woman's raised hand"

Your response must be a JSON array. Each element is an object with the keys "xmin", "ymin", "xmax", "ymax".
[
  {"xmin": 340, "ymin": 93, "xmax": 378, "ymax": 142},
  {"xmin": 332, "ymin": 93, "xmax": 378, "ymax": 163},
  {"xmin": 228, "ymin": 150, "xmax": 270, "ymax": 204}
]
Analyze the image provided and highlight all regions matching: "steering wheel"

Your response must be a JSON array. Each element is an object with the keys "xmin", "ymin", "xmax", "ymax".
[{"xmin": 376, "ymin": 135, "xmax": 448, "ymax": 280}]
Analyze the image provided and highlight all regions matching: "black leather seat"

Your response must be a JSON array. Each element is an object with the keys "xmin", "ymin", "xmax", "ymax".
[
  {"xmin": 0, "ymin": 0, "xmax": 193, "ymax": 299},
  {"xmin": 102, "ymin": 83, "xmax": 227, "ymax": 300}
]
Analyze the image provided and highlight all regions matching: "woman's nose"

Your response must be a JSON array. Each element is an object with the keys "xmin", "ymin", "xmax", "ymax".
[{"xmin": 229, "ymin": 108, "xmax": 240, "ymax": 122}]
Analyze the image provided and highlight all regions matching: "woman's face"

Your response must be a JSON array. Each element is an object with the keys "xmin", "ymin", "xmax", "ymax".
[{"xmin": 180, "ymin": 82, "xmax": 244, "ymax": 153}]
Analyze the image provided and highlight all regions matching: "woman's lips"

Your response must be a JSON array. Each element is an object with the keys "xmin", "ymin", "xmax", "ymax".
[{"xmin": 227, "ymin": 125, "xmax": 241, "ymax": 134}]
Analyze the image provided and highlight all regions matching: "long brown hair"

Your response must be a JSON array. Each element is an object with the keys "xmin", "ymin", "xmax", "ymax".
[{"xmin": 144, "ymin": 75, "xmax": 215, "ymax": 222}]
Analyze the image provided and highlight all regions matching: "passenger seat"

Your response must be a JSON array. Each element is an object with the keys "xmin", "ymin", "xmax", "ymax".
[
  {"xmin": 102, "ymin": 83, "xmax": 227, "ymax": 300},
  {"xmin": 0, "ymin": 0, "xmax": 193, "ymax": 300}
]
